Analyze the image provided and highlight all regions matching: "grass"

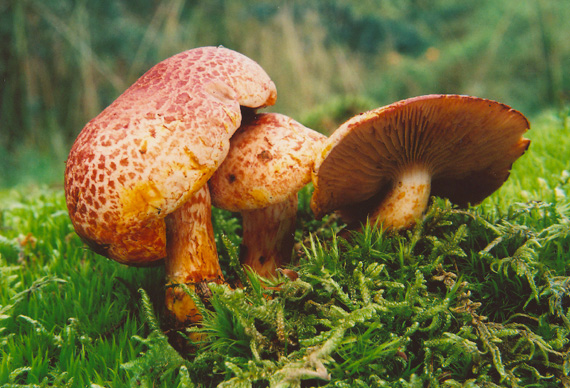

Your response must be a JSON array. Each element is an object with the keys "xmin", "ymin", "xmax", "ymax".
[
  {"xmin": 0, "ymin": 188, "xmax": 165, "ymax": 386},
  {"xmin": 1, "ymin": 108, "xmax": 569, "ymax": 387}
]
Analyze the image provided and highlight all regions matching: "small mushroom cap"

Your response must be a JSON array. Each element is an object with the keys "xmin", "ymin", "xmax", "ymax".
[
  {"xmin": 311, "ymin": 94, "xmax": 530, "ymax": 220},
  {"xmin": 65, "ymin": 46, "xmax": 277, "ymax": 265},
  {"xmin": 209, "ymin": 113, "xmax": 326, "ymax": 211}
]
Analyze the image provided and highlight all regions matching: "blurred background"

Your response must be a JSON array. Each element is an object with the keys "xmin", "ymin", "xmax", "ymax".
[{"xmin": 1, "ymin": 0, "xmax": 568, "ymax": 188}]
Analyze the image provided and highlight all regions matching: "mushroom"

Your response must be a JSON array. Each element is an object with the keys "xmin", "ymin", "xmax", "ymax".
[
  {"xmin": 311, "ymin": 94, "xmax": 530, "ymax": 230},
  {"xmin": 209, "ymin": 113, "xmax": 326, "ymax": 278},
  {"xmin": 64, "ymin": 46, "xmax": 277, "ymax": 325}
]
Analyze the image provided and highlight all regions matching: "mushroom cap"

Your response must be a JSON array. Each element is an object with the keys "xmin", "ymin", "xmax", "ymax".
[
  {"xmin": 209, "ymin": 113, "xmax": 326, "ymax": 211},
  {"xmin": 311, "ymin": 94, "xmax": 531, "ymax": 220},
  {"xmin": 64, "ymin": 46, "xmax": 277, "ymax": 265}
]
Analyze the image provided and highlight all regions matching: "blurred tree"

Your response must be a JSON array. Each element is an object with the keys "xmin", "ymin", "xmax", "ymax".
[{"xmin": 0, "ymin": 0, "xmax": 568, "ymax": 186}]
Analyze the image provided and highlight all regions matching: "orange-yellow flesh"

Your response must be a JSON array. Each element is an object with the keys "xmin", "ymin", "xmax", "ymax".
[
  {"xmin": 240, "ymin": 195, "xmax": 298, "ymax": 279},
  {"xmin": 368, "ymin": 166, "xmax": 431, "ymax": 230},
  {"xmin": 164, "ymin": 185, "xmax": 224, "ymax": 324}
]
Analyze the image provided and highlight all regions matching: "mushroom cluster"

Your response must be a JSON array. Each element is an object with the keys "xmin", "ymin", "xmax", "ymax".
[
  {"xmin": 64, "ymin": 47, "xmax": 530, "ymax": 327},
  {"xmin": 65, "ymin": 46, "xmax": 277, "ymax": 325},
  {"xmin": 311, "ymin": 94, "xmax": 531, "ymax": 230}
]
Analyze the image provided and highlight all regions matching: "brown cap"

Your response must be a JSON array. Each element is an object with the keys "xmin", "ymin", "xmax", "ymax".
[
  {"xmin": 311, "ymin": 94, "xmax": 530, "ymax": 224},
  {"xmin": 209, "ymin": 112, "xmax": 325, "ymax": 278},
  {"xmin": 64, "ymin": 46, "xmax": 277, "ymax": 265},
  {"xmin": 209, "ymin": 113, "xmax": 326, "ymax": 211}
]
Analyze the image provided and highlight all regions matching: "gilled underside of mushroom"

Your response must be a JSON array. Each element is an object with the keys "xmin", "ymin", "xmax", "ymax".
[{"xmin": 312, "ymin": 94, "xmax": 531, "ymax": 232}]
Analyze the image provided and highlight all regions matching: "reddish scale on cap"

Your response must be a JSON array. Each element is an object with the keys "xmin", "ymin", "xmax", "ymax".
[
  {"xmin": 65, "ymin": 47, "xmax": 276, "ymax": 265},
  {"xmin": 209, "ymin": 113, "xmax": 326, "ymax": 211}
]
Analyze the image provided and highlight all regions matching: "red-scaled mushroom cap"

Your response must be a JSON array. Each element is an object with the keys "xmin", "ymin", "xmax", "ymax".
[
  {"xmin": 311, "ymin": 95, "xmax": 530, "ymax": 225},
  {"xmin": 209, "ymin": 113, "xmax": 326, "ymax": 211},
  {"xmin": 209, "ymin": 112, "xmax": 326, "ymax": 278},
  {"xmin": 65, "ymin": 46, "xmax": 277, "ymax": 265}
]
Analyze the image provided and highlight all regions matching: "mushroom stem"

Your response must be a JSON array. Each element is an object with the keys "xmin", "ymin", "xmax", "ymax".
[
  {"xmin": 369, "ymin": 166, "xmax": 431, "ymax": 230},
  {"xmin": 240, "ymin": 194, "xmax": 298, "ymax": 279},
  {"xmin": 164, "ymin": 185, "xmax": 224, "ymax": 325}
]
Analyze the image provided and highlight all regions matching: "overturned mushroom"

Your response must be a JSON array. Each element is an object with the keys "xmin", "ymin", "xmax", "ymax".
[
  {"xmin": 209, "ymin": 113, "xmax": 326, "ymax": 278},
  {"xmin": 311, "ymin": 94, "xmax": 530, "ymax": 230},
  {"xmin": 64, "ymin": 46, "xmax": 276, "ymax": 325}
]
